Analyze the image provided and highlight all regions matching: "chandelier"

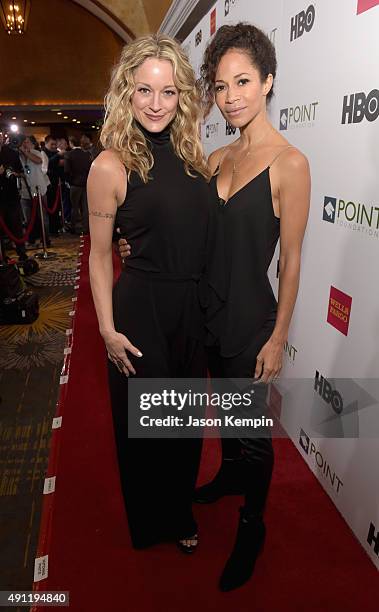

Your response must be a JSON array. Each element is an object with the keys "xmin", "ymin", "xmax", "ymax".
[{"xmin": 0, "ymin": 1, "xmax": 30, "ymax": 35}]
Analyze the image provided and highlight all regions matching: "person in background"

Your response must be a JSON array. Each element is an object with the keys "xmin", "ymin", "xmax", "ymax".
[
  {"xmin": 80, "ymin": 133, "xmax": 95, "ymax": 160},
  {"xmin": 18, "ymin": 135, "xmax": 50, "ymax": 246},
  {"xmin": 57, "ymin": 137, "xmax": 71, "ymax": 228},
  {"xmin": 43, "ymin": 134, "xmax": 61, "ymax": 236},
  {"xmin": 0, "ymin": 132, "xmax": 27, "ymax": 261},
  {"xmin": 65, "ymin": 136, "xmax": 91, "ymax": 234},
  {"xmin": 43, "ymin": 135, "xmax": 61, "ymax": 235},
  {"xmin": 29, "ymin": 135, "xmax": 41, "ymax": 151}
]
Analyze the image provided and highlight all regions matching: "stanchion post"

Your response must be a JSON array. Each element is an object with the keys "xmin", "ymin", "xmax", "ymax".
[
  {"xmin": 38, "ymin": 186, "xmax": 47, "ymax": 257},
  {"xmin": 58, "ymin": 178, "xmax": 66, "ymax": 234},
  {"xmin": 0, "ymin": 236, "xmax": 5, "ymax": 262},
  {"xmin": 35, "ymin": 186, "xmax": 58, "ymax": 260}
]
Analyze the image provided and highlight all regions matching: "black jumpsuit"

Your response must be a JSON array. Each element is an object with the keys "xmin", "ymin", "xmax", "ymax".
[
  {"xmin": 205, "ymin": 153, "xmax": 288, "ymax": 517},
  {"xmin": 108, "ymin": 123, "xmax": 210, "ymax": 548}
]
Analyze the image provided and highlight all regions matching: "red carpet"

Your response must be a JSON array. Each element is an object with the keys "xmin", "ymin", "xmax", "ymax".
[{"xmin": 32, "ymin": 236, "xmax": 378, "ymax": 611}]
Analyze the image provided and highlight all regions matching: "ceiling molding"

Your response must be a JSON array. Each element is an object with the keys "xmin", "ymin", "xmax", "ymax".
[
  {"xmin": 71, "ymin": 0, "xmax": 135, "ymax": 42},
  {"xmin": 158, "ymin": 0, "xmax": 200, "ymax": 37}
]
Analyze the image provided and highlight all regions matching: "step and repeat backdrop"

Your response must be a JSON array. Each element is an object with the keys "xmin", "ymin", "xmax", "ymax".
[{"xmin": 182, "ymin": 0, "xmax": 379, "ymax": 569}]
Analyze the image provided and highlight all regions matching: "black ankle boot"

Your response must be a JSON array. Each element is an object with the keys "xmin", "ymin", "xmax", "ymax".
[
  {"xmin": 219, "ymin": 508, "xmax": 266, "ymax": 592},
  {"xmin": 193, "ymin": 459, "xmax": 245, "ymax": 504}
]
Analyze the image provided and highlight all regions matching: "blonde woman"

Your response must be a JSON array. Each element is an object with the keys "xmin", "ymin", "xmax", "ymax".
[{"xmin": 87, "ymin": 35, "xmax": 211, "ymax": 553}]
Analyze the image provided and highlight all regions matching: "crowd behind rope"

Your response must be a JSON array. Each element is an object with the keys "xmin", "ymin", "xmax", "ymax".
[{"xmin": 0, "ymin": 131, "xmax": 99, "ymax": 262}]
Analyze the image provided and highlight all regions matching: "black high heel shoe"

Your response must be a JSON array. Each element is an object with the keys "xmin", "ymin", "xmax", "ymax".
[
  {"xmin": 219, "ymin": 508, "xmax": 266, "ymax": 591},
  {"xmin": 177, "ymin": 533, "xmax": 198, "ymax": 554}
]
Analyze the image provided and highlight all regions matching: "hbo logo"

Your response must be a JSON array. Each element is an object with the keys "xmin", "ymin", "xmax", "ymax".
[
  {"xmin": 290, "ymin": 4, "xmax": 315, "ymax": 41},
  {"xmin": 314, "ymin": 371, "xmax": 343, "ymax": 414},
  {"xmin": 342, "ymin": 89, "xmax": 379, "ymax": 124}
]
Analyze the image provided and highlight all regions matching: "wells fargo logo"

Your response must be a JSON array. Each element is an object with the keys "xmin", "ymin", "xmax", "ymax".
[{"xmin": 327, "ymin": 286, "xmax": 352, "ymax": 336}]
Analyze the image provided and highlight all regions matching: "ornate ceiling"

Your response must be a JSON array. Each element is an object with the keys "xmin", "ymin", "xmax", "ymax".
[{"xmin": 73, "ymin": 0, "xmax": 173, "ymax": 40}]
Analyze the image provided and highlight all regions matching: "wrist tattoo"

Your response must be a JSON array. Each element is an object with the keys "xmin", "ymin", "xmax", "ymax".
[{"xmin": 89, "ymin": 210, "xmax": 115, "ymax": 219}]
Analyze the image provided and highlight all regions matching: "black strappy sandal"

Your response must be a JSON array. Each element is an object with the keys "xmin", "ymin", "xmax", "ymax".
[{"xmin": 177, "ymin": 533, "xmax": 199, "ymax": 554}]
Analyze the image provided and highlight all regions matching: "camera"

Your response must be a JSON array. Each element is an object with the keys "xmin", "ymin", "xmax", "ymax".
[
  {"xmin": 4, "ymin": 167, "xmax": 23, "ymax": 190},
  {"xmin": 5, "ymin": 167, "xmax": 17, "ymax": 180}
]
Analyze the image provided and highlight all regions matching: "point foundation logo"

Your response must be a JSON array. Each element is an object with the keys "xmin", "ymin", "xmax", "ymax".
[
  {"xmin": 323, "ymin": 197, "xmax": 336, "ymax": 223},
  {"xmin": 298, "ymin": 429, "xmax": 343, "ymax": 494},
  {"xmin": 357, "ymin": 0, "xmax": 379, "ymax": 14},
  {"xmin": 342, "ymin": 89, "xmax": 379, "ymax": 124},
  {"xmin": 280, "ymin": 102, "xmax": 318, "ymax": 130},
  {"xmin": 323, "ymin": 195, "xmax": 379, "ymax": 239},
  {"xmin": 290, "ymin": 4, "xmax": 315, "ymax": 41},
  {"xmin": 327, "ymin": 286, "xmax": 352, "ymax": 336}
]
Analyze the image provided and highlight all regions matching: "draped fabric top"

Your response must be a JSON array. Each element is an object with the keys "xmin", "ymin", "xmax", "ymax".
[
  {"xmin": 115, "ymin": 121, "xmax": 211, "ymax": 280},
  {"xmin": 205, "ymin": 166, "xmax": 280, "ymax": 357},
  {"xmin": 114, "ymin": 121, "xmax": 211, "ymax": 341}
]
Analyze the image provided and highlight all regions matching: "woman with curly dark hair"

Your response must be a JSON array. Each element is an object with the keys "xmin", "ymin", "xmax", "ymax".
[{"xmin": 193, "ymin": 22, "xmax": 310, "ymax": 591}]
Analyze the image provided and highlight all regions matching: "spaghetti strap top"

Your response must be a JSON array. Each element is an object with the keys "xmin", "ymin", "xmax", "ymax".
[{"xmin": 205, "ymin": 145, "xmax": 295, "ymax": 357}]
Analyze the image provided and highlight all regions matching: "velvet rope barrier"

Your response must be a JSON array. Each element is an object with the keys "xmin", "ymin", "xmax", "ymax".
[
  {"xmin": 43, "ymin": 183, "xmax": 61, "ymax": 215},
  {"xmin": 0, "ymin": 196, "xmax": 38, "ymax": 245}
]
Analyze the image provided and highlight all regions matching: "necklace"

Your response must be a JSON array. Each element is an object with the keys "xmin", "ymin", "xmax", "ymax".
[{"xmin": 232, "ymin": 129, "xmax": 270, "ymax": 175}]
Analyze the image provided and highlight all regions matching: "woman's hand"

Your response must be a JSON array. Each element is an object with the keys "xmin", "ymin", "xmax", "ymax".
[
  {"xmin": 254, "ymin": 336, "xmax": 283, "ymax": 384},
  {"xmin": 118, "ymin": 237, "xmax": 131, "ymax": 261},
  {"xmin": 102, "ymin": 329, "xmax": 142, "ymax": 376}
]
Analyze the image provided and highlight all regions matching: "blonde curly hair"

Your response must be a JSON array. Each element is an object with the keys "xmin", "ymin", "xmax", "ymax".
[{"xmin": 101, "ymin": 34, "xmax": 210, "ymax": 183}]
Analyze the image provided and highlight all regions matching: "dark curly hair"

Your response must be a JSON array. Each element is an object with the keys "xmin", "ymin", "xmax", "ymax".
[{"xmin": 198, "ymin": 23, "xmax": 277, "ymax": 116}]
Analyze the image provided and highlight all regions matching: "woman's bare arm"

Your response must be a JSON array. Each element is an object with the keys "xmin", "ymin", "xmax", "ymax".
[
  {"xmin": 88, "ymin": 151, "xmax": 120, "ymax": 335},
  {"xmin": 273, "ymin": 150, "xmax": 310, "ymax": 344},
  {"xmin": 255, "ymin": 149, "xmax": 310, "ymax": 382},
  {"xmin": 87, "ymin": 150, "xmax": 142, "ymax": 375}
]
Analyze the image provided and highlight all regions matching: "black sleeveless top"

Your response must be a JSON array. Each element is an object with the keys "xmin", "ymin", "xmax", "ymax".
[
  {"xmin": 205, "ymin": 165, "xmax": 280, "ymax": 357},
  {"xmin": 115, "ymin": 122, "xmax": 210, "ymax": 279}
]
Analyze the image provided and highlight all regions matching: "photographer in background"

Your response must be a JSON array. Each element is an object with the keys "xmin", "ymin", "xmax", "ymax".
[
  {"xmin": 18, "ymin": 135, "xmax": 50, "ymax": 246},
  {"xmin": 64, "ymin": 135, "xmax": 91, "ymax": 235},
  {"xmin": 0, "ymin": 133, "xmax": 27, "ymax": 262},
  {"xmin": 43, "ymin": 135, "xmax": 61, "ymax": 235}
]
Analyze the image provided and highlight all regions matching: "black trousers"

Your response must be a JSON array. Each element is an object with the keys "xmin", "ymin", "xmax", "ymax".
[
  {"xmin": 70, "ymin": 185, "xmax": 88, "ymax": 234},
  {"xmin": 108, "ymin": 269, "xmax": 207, "ymax": 548},
  {"xmin": 207, "ymin": 324, "xmax": 275, "ymax": 517}
]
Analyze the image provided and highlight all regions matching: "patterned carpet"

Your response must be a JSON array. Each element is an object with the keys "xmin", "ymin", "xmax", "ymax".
[{"xmin": 0, "ymin": 234, "xmax": 79, "ymax": 594}]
